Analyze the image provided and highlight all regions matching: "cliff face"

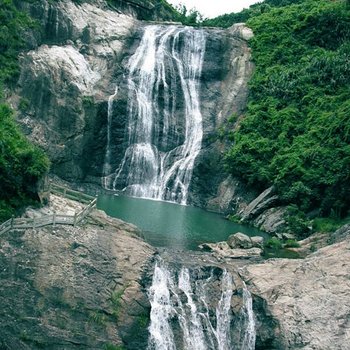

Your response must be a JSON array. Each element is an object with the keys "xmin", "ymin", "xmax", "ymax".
[
  {"xmin": 0, "ymin": 197, "xmax": 155, "ymax": 349},
  {"xmin": 4, "ymin": 199, "xmax": 347, "ymax": 349},
  {"xmin": 16, "ymin": 0, "xmax": 138, "ymax": 181},
  {"xmin": 14, "ymin": 0, "xmax": 253, "ymax": 212},
  {"xmin": 241, "ymin": 227, "xmax": 350, "ymax": 349}
]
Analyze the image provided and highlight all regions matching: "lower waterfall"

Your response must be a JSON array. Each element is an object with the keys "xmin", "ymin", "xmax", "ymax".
[
  {"xmin": 147, "ymin": 261, "xmax": 256, "ymax": 350},
  {"xmin": 104, "ymin": 24, "xmax": 206, "ymax": 205}
]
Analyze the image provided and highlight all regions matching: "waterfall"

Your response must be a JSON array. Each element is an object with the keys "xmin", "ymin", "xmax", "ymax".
[
  {"xmin": 102, "ymin": 85, "xmax": 119, "ymax": 188},
  {"xmin": 241, "ymin": 282, "xmax": 256, "ymax": 350},
  {"xmin": 216, "ymin": 270, "xmax": 234, "ymax": 350},
  {"xmin": 107, "ymin": 25, "xmax": 206, "ymax": 205},
  {"xmin": 147, "ymin": 262, "xmax": 256, "ymax": 350}
]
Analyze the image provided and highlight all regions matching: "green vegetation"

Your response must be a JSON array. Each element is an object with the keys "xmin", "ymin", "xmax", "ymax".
[
  {"xmin": 202, "ymin": 0, "xmax": 304, "ymax": 28},
  {"xmin": 313, "ymin": 216, "xmax": 350, "ymax": 233},
  {"xmin": 0, "ymin": 1, "xmax": 49, "ymax": 222},
  {"xmin": 263, "ymin": 237, "xmax": 301, "ymax": 258},
  {"xmin": 172, "ymin": 3, "xmax": 203, "ymax": 26},
  {"xmin": 89, "ymin": 310, "xmax": 107, "ymax": 325},
  {"xmin": 0, "ymin": 104, "xmax": 49, "ymax": 222},
  {"xmin": 103, "ymin": 344, "xmax": 125, "ymax": 350},
  {"xmin": 137, "ymin": 314, "xmax": 149, "ymax": 328},
  {"xmin": 0, "ymin": 0, "xmax": 37, "ymax": 87},
  {"xmin": 223, "ymin": 0, "xmax": 350, "ymax": 236},
  {"xmin": 264, "ymin": 237, "xmax": 283, "ymax": 250},
  {"xmin": 284, "ymin": 239, "xmax": 300, "ymax": 248},
  {"xmin": 110, "ymin": 289, "xmax": 125, "ymax": 321}
]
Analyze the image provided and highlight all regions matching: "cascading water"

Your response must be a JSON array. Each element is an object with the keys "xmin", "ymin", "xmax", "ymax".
[
  {"xmin": 147, "ymin": 261, "xmax": 256, "ymax": 350},
  {"xmin": 105, "ymin": 25, "xmax": 206, "ymax": 205},
  {"xmin": 240, "ymin": 282, "xmax": 256, "ymax": 350},
  {"xmin": 102, "ymin": 85, "xmax": 119, "ymax": 189}
]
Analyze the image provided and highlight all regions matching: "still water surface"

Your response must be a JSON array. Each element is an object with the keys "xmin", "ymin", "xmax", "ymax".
[{"xmin": 97, "ymin": 194, "xmax": 267, "ymax": 250}]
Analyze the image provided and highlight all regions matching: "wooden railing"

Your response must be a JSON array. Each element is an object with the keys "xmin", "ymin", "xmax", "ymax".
[
  {"xmin": 50, "ymin": 183, "xmax": 95, "ymax": 203},
  {"xmin": 0, "ymin": 184, "xmax": 97, "ymax": 235}
]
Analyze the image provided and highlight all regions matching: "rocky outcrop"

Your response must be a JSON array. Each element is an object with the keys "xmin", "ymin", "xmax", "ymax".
[
  {"xmin": 200, "ymin": 241, "xmax": 263, "ymax": 260},
  {"xmin": 239, "ymin": 186, "xmax": 278, "ymax": 222},
  {"xmin": 189, "ymin": 24, "xmax": 254, "ymax": 211},
  {"xmin": 13, "ymin": 1, "xmax": 284, "ymax": 235},
  {"xmin": 0, "ymin": 196, "xmax": 155, "ymax": 349},
  {"xmin": 106, "ymin": 0, "xmax": 179, "ymax": 21},
  {"xmin": 2, "ymin": 188, "xmax": 349, "ymax": 349},
  {"xmin": 219, "ymin": 186, "xmax": 287, "ymax": 235},
  {"xmin": 241, "ymin": 230, "xmax": 350, "ymax": 349},
  {"xmin": 199, "ymin": 232, "xmax": 264, "ymax": 260},
  {"xmin": 227, "ymin": 232, "xmax": 263, "ymax": 249},
  {"xmin": 253, "ymin": 206, "xmax": 287, "ymax": 234},
  {"xmin": 16, "ymin": 0, "xmax": 139, "ymax": 181},
  {"xmin": 14, "ymin": 0, "xmax": 254, "ymax": 210}
]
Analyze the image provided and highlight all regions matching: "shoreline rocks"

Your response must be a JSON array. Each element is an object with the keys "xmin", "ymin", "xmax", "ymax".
[{"xmin": 199, "ymin": 232, "xmax": 264, "ymax": 260}]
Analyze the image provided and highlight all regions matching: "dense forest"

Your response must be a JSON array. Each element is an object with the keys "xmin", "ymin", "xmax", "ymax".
[
  {"xmin": 220, "ymin": 0, "xmax": 350, "ymax": 234},
  {"xmin": 0, "ymin": 0, "xmax": 49, "ymax": 221},
  {"xmin": 202, "ymin": 0, "xmax": 350, "ymax": 234}
]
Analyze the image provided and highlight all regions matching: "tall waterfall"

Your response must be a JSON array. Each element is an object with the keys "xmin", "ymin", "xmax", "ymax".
[
  {"xmin": 105, "ymin": 25, "xmax": 206, "ymax": 205},
  {"xmin": 147, "ymin": 262, "xmax": 256, "ymax": 350}
]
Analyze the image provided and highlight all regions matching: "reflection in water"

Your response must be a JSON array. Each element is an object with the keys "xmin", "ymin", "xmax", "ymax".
[{"xmin": 97, "ymin": 194, "xmax": 267, "ymax": 250}]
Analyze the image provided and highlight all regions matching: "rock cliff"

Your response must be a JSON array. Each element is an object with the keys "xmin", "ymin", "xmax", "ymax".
[
  {"xmin": 0, "ymin": 196, "xmax": 155, "ymax": 349},
  {"xmin": 13, "ymin": 0, "xmax": 253, "ymax": 213},
  {"xmin": 1, "ymin": 192, "xmax": 349, "ymax": 349},
  {"xmin": 240, "ymin": 227, "xmax": 350, "ymax": 349}
]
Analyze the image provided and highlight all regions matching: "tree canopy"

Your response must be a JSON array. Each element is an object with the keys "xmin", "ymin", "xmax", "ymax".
[
  {"xmin": 224, "ymin": 0, "xmax": 350, "ymax": 219},
  {"xmin": 0, "ymin": 0, "xmax": 49, "ymax": 222}
]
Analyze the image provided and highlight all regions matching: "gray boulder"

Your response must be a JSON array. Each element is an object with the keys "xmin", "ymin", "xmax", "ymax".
[
  {"xmin": 227, "ymin": 232, "xmax": 253, "ymax": 249},
  {"xmin": 251, "ymin": 236, "xmax": 264, "ymax": 249}
]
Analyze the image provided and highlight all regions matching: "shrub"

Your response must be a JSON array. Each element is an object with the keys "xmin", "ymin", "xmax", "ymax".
[
  {"xmin": 285, "ymin": 205, "xmax": 311, "ymax": 238},
  {"xmin": 313, "ymin": 217, "xmax": 350, "ymax": 233},
  {"xmin": 0, "ymin": 103, "xmax": 49, "ymax": 222},
  {"xmin": 264, "ymin": 237, "xmax": 282, "ymax": 250},
  {"xmin": 284, "ymin": 239, "xmax": 300, "ymax": 248}
]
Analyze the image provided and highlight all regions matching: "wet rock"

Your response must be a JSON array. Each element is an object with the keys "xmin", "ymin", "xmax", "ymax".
[
  {"xmin": 199, "ymin": 241, "xmax": 262, "ymax": 260},
  {"xmin": 17, "ymin": 0, "xmax": 138, "ymax": 182},
  {"xmin": 189, "ymin": 24, "xmax": 254, "ymax": 211}
]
